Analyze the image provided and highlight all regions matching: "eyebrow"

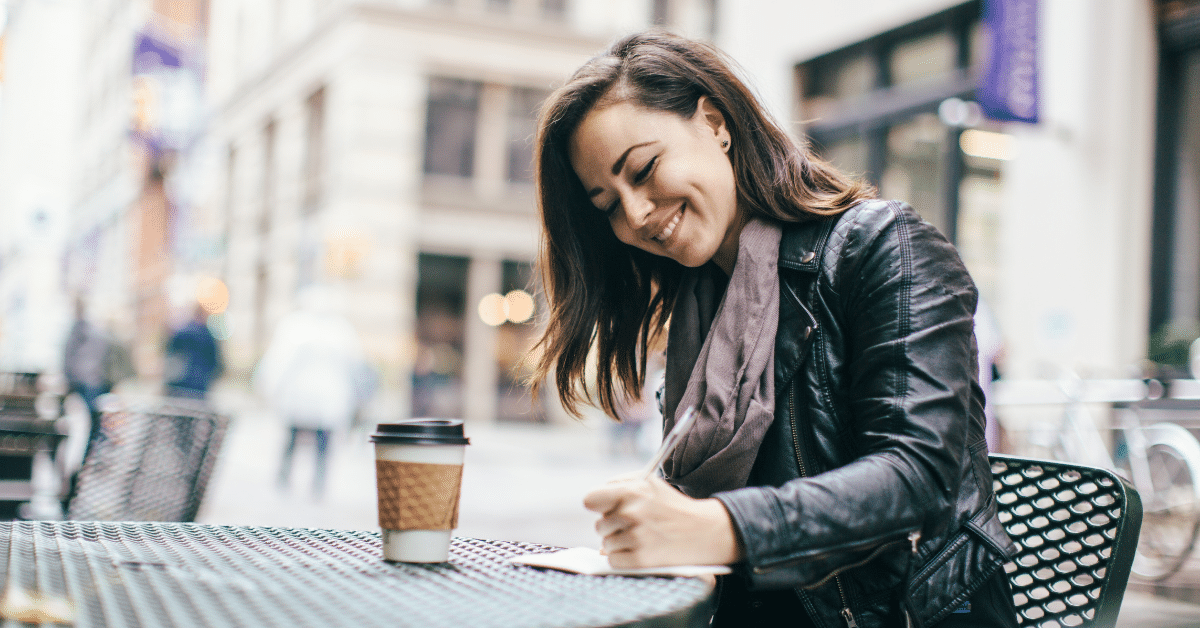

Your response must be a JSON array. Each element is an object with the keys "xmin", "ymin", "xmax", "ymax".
[{"xmin": 586, "ymin": 142, "xmax": 654, "ymax": 198}]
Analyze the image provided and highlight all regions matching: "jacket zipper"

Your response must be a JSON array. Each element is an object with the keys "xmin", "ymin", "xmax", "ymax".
[
  {"xmin": 785, "ymin": 374, "xmax": 924, "ymax": 628},
  {"xmin": 789, "ymin": 381, "xmax": 808, "ymax": 478},
  {"xmin": 755, "ymin": 526, "xmax": 919, "ymax": 573},
  {"xmin": 788, "ymin": 379, "xmax": 858, "ymax": 628}
]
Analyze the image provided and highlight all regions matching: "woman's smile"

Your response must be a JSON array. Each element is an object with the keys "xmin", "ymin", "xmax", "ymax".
[{"xmin": 651, "ymin": 205, "xmax": 683, "ymax": 243}]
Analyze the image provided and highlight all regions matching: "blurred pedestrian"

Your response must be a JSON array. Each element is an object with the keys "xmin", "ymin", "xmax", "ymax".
[
  {"xmin": 62, "ymin": 301, "xmax": 114, "ymax": 453},
  {"xmin": 163, "ymin": 304, "xmax": 224, "ymax": 401},
  {"xmin": 62, "ymin": 300, "xmax": 136, "ymax": 504},
  {"xmin": 254, "ymin": 287, "xmax": 376, "ymax": 498}
]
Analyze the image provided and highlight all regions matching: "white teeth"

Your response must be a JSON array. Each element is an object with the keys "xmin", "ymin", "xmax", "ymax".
[{"xmin": 654, "ymin": 212, "xmax": 682, "ymax": 242}]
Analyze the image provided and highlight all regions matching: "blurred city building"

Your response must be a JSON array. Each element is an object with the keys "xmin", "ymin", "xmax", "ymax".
[
  {"xmin": 0, "ymin": 0, "xmax": 717, "ymax": 424},
  {"xmin": 718, "ymin": 0, "xmax": 1198, "ymax": 391},
  {"xmin": 4, "ymin": 0, "xmax": 1198, "ymax": 431},
  {"xmin": 0, "ymin": 0, "xmax": 208, "ymax": 377},
  {"xmin": 168, "ymin": 0, "xmax": 716, "ymax": 424}
]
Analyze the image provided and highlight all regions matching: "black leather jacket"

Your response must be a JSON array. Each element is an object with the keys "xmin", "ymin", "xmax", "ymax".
[{"xmin": 711, "ymin": 200, "xmax": 1017, "ymax": 628}]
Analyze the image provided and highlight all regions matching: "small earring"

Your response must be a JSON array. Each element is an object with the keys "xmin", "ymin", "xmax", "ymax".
[{"xmin": 721, "ymin": 140, "xmax": 729, "ymax": 149}]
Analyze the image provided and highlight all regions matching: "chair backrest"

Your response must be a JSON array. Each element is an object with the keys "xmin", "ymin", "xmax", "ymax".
[
  {"xmin": 990, "ymin": 454, "xmax": 1142, "ymax": 628},
  {"xmin": 67, "ymin": 399, "xmax": 228, "ymax": 522}
]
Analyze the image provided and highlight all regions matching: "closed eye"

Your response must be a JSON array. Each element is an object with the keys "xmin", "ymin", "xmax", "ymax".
[
  {"xmin": 595, "ymin": 155, "xmax": 656, "ymax": 218},
  {"xmin": 633, "ymin": 156, "xmax": 657, "ymax": 184}
]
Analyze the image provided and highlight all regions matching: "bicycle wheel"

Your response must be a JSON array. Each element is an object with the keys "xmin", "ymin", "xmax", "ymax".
[{"xmin": 1130, "ymin": 422, "xmax": 1200, "ymax": 581}]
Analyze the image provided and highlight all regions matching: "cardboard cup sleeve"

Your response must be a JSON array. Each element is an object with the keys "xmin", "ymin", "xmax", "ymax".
[{"xmin": 376, "ymin": 460, "xmax": 463, "ymax": 530}]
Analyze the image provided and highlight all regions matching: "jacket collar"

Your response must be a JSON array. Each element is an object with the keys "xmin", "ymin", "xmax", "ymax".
[
  {"xmin": 774, "ymin": 216, "xmax": 837, "ymax": 392},
  {"xmin": 778, "ymin": 216, "xmax": 834, "ymax": 272}
]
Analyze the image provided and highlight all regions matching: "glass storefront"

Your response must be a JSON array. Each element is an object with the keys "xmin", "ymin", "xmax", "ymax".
[
  {"xmin": 1149, "ymin": 0, "xmax": 1200, "ymax": 370},
  {"xmin": 1165, "ymin": 50, "xmax": 1200, "ymax": 327},
  {"xmin": 797, "ymin": 0, "xmax": 1005, "ymax": 309},
  {"xmin": 495, "ymin": 260, "xmax": 547, "ymax": 423},
  {"xmin": 413, "ymin": 253, "xmax": 469, "ymax": 419},
  {"xmin": 881, "ymin": 113, "xmax": 950, "ymax": 236}
]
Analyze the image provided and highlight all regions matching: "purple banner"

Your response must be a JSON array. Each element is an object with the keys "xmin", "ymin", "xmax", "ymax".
[
  {"xmin": 132, "ymin": 31, "xmax": 182, "ymax": 74},
  {"xmin": 978, "ymin": 0, "xmax": 1039, "ymax": 124}
]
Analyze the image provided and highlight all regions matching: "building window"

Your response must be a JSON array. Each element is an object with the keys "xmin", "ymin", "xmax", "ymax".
[
  {"xmin": 882, "ymin": 113, "xmax": 950, "ymax": 235},
  {"xmin": 797, "ymin": 1, "xmax": 1005, "ymax": 307},
  {"xmin": 256, "ymin": 119, "xmax": 277, "ymax": 351},
  {"xmin": 413, "ymin": 253, "xmax": 470, "ymax": 419},
  {"xmin": 506, "ymin": 87, "xmax": 550, "ymax": 183},
  {"xmin": 1149, "ymin": 1, "xmax": 1200, "ymax": 370},
  {"xmin": 423, "ymin": 78, "xmax": 551, "ymax": 202},
  {"xmin": 541, "ymin": 0, "xmax": 567, "ymax": 20},
  {"xmin": 423, "ymin": 78, "xmax": 482, "ymax": 178},
  {"xmin": 890, "ymin": 30, "xmax": 958, "ymax": 89},
  {"xmin": 222, "ymin": 144, "xmax": 237, "ymax": 280},
  {"xmin": 303, "ymin": 87, "xmax": 325, "ymax": 215},
  {"xmin": 496, "ymin": 260, "xmax": 546, "ymax": 422},
  {"xmin": 652, "ymin": 0, "xmax": 670, "ymax": 25},
  {"xmin": 260, "ymin": 119, "xmax": 276, "ymax": 237},
  {"xmin": 704, "ymin": 0, "xmax": 719, "ymax": 37}
]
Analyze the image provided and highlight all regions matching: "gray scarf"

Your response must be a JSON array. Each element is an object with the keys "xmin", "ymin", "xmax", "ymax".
[{"xmin": 661, "ymin": 218, "xmax": 781, "ymax": 498}]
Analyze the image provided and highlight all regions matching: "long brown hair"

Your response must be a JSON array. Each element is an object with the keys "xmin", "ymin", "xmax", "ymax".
[{"xmin": 530, "ymin": 30, "xmax": 874, "ymax": 418}]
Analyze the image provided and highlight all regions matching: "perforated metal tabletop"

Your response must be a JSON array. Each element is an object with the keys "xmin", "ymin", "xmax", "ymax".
[{"xmin": 0, "ymin": 521, "xmax": 715, "ymax": 628}]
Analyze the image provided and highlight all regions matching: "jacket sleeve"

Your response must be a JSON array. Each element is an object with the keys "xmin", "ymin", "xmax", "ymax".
[{"xmin": 712, "ymin": 201, "xmax": 980, "ymax": 589}]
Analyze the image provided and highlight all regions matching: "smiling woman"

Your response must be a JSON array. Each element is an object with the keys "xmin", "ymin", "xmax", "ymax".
[{"xmin": 527, "ymin": 31, "xmax": 1019, "ymax": 628}]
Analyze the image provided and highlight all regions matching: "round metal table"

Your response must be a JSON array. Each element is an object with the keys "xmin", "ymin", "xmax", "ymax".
[{"xmin": 0, "ymin": 521, "xmax": 715, "ymax": 627}]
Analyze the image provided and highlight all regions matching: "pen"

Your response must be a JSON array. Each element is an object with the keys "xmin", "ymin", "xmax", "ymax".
[{"xmin": 640, "ymin": 406, "xmax": 699, "ymax": 480}]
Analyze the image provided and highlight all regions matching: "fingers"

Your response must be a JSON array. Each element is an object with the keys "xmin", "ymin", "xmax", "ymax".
[
  {"xmin": 582, "ymin": 478, "xmax": 645, "ymax": 513},
  {"xmin": 600, "ymin": 529, "xmax": 635, "ymax": 556},
  {"xmin": 595, "ymin": 514, "xmax": 627, "ymax": 538},
  {"xmin": 600, "ymin": 528, "xmax": 645, "ymax": 567},
  {"xmin": 582, "ymin": 484, "xmax": 623, "ymax": 513},
  {"xmin": 604, "ymin": 470, "xmax": 643, "ymax": 483}
]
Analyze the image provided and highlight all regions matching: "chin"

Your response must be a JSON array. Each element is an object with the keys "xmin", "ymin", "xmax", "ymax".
[{"xmin": 671, "ymin": 248, "xmax": 717, "ymax": 268}]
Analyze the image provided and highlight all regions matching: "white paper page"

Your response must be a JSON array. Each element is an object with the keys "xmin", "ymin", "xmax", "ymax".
[{"xmin": 509, "ymin": 547, "xmax": 731, "ymax": 578}]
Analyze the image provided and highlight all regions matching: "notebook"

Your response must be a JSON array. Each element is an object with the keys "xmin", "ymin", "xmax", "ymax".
[{"xmin": 509, "ymin": 547, "xmax": 731, "ymax": 578}]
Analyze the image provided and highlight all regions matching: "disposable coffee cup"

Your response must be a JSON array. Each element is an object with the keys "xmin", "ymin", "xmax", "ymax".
[{"xmin": 371, "ymin": 419, "xmax": 470, "ymax": 563}]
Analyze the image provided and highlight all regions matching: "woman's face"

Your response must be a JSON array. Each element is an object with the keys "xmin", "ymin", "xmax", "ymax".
[{"xmin": 568, "ymin": 98, "xmax": 742, "ymax": 271}]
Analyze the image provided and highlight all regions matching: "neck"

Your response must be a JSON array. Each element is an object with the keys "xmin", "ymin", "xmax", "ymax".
[{"xmin": 712, "ymin": 212, "xmax": 750, "ymax": 275}]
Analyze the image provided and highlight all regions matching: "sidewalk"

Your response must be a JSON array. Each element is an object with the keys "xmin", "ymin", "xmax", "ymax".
[
  {"xmin": 197, "ymin": 390, "xmax": 640, "ymax": 549},
  {"xmin": 195, "ymin": 388, "xmax": 1200, "ymax": 626},
  {"xmin": 1118, "ymin": 591, "xmax": 1200, "ymax": 627}
]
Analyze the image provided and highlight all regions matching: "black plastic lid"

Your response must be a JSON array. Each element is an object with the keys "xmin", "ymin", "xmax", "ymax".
[{"xmin": 370, "ymin": 419, "xmax": 469, "ymax": 445}]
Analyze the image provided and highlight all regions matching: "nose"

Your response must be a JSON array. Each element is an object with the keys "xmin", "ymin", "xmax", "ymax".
[{"xmin": 618, "ymin": 189, "xmax": 655, "ymax": 229}]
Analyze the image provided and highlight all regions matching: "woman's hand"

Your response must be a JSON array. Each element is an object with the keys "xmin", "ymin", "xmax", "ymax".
[{"xmin": 582, "ymin": 476, "xmax": 742, "ymax": 568}]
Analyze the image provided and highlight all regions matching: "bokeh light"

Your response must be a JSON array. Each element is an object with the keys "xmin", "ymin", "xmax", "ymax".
[
  {"xmin": 959, "ymin": 129, "xmax": 1017, "ymax": 161},
  {"xmin": 478, "ymin": 293, "xmax": 507, "ymax": 327},
  {"xmin": 504, "ymin": 290, "xmax": 535, "ymax": 323},
  {"xmin": 196, "ymin": 276, "xmax": 229, "ymax": 314}
]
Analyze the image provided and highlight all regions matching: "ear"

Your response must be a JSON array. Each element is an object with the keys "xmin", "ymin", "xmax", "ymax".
[{"xmin": 694, "ymin": 96, "xmax": 730, "ymax": 151}]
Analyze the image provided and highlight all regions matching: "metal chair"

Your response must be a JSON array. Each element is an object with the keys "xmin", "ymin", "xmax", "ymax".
[
  {"xmin": 0, "ymin": 372, "xmax": 65, "ymax": 520},
  {"xmin": 67, "ymin": 398, "xmax": 228, "ymax": 522},
  {"xmin": 990, "ymin": 454, "xmax": 1142, "ymax": 628}
]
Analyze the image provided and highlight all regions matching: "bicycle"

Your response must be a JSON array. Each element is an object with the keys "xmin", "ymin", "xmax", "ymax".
[{"xmin": 993, "ymin": 373, "xmax": 1200, "ymax": 581}]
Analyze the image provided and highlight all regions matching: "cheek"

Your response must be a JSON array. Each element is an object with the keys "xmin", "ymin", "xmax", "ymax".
[
  {"xmin": 711, "ymin": 163, "xmax": 738, "ymax": 217},
  {"xmin": 609, "ymin": 217, "xmax": 639, "ymax": 247}
]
